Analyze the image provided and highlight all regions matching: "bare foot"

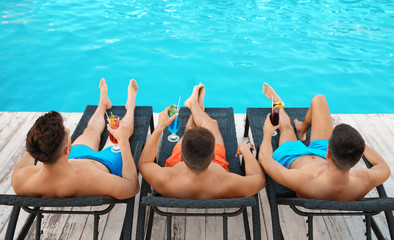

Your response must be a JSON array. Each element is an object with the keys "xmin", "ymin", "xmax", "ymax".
[
  {"xmin": 262, "ymin": 83, "xmax": 283, "ymax": 104},
  {"xmin": 99, "ymin": 78, "xmax": 112, "ymax": 110},
  {"xmin": 198, "ymin": 83, "xmax": 205, "ymax": 110},
  {"xmin": 185, "ymin": 83, "xmax": 204, "ymax": 109},
  {"xmin": 294, "ymin": 119, "xmax": 306, "ymax": 141},
  {"xmin": 126, "ymin": 79, "xmax": 138, "ymax": 110}
]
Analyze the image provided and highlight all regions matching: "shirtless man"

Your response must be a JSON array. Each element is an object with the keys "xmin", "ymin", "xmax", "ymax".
[
  {"xmin": 139, "ymin": 84, "xmax": 265, "ymax": 199},
  {"xmin": 12, "ymin": 78, "xmax": 140, "ymax": 199},
  {"xmin": 259, "ymin": 83, "xmax": 390, "ymax": 201}
]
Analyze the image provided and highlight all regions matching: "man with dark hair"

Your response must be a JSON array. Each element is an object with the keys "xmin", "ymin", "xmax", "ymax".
[
  {"xmin": 12, "ymin": 79, "xmax": 140, "ymax": 199},
  {"xmin": 259, "ymin": 83, "xmax": 390, "ymax": 201},
  {"xmin": 139, "ymin": 84, "xmax": 265, "ymax": 199}
]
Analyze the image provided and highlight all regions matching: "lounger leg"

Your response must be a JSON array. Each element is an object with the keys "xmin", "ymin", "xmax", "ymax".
[
  {"xmin": 120, "ymin": 198, "xmax": 134, "ymax": 240},
  {"xmin": 244, "ymin": 114, "xmax": 250, "ymax": 138},
  {"xmin": 5, "ymin": 206, "xmax": 21, "ymax": 240},
  {"xmin": 384, "ymin": 210, "xmax": 394, "ymax": 239},
  {"xmin": 365, "ymin": 215, "xmax": 372, "ymax": 240},
  {"xmin": 252, "ymin": 200, "xmax": 261, "ymax": 240},
  {"xmin": 145, "ymin": 207, "xmax": 154, "ymax": 240},
  {"xmin": 136, "ymin": 203, "xmax": 147, "ymax": 240},
  {"xmin": 18, "ymin": 207, "xmax": 39, "ymax": 240},
  {"xmin": 35, "ymin": 212, "xmax": 42, "ymax": 240},
  {"xmin": 149, "ymin": 115, "xmax": 155, "ymax": 134},
  {"xmin": 371, "ymin": 217, "xmax": 385, "ymax": 240},
  {"xmin": 242, "ymin": 209, "xmax": 251, "ymax": 240},
  {"xmin": 306, "ymin": 216, "xmax": 313, "ymax": 240},
  {"xmin": 266, "ymin": 177, "xmax": 284, "ymax": 240},
  {"xmin": 223, "ymin": 216, "xmax": 228, "ymax": 240},
  {"xmin": 166, "ymin": 216, "xmax": 172, "ymax": 240},
  {"xmin": 93, "ymin": 214, "xmax": 100, "ymax": 240}
]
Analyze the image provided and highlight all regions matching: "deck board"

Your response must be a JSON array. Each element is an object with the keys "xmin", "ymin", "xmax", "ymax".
[{"xmin": 0, "ymin": 112, "xmax": 393, "ymax": 240}]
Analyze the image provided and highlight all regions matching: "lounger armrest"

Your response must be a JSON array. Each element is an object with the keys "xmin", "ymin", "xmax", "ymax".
[
  {"xmin": 277, "ymin": 197, "xmax": 394, "ymax": 212},
  {"xmin": 0, "ymin": 194, "xmax": 128, "ymax": 207},
  {"xmin": 141, "ymin": 196, "xmax": 256, "ymax": 209}
]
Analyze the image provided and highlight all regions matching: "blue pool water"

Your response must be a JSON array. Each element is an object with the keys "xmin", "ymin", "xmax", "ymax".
[{"xmin": 0, "ymin": 0, "xmax": 393, "ymax": 113}]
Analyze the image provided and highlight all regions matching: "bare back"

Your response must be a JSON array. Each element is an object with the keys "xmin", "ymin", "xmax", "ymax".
[
  {"xmin": 286, "ymin": 155, "xmax": 381, "ymax": 201},
  {"xmin": 148, "ymin": 162, "xmax": 257, "ymax": 199},
  {"xmin": 12, "ymin": 154, "xmax": 135, "ymax": 199}
]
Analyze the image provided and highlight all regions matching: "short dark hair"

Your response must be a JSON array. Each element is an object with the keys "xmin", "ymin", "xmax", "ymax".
[
  {"xmin": 181, "ymin": 126, "xmax": 215, "ymax": 171},
  {"xmin": 328, "ymin": 124, "xmax": 365, "ymax": 171},
  {"xmin": 26, "ymin": 111, "xmax": 66, "ymax": 164}
]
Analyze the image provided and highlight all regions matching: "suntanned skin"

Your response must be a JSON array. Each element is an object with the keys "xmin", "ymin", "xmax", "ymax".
[
  {"xmin": 11, "ymin": 79, "xmax": 140, "ymax": 200},
  {"xmin": 259, "ymin": 83, "xmax": 391, "ymax": 201},
  {"xmin": 139, "ymin": 84, "xmax": 265, "ymax": 199}
]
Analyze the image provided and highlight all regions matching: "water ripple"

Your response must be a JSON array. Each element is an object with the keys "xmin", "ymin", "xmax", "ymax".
[{"xmin": 0, "ymin": 0, "xmax": 393, "ymax": 113}]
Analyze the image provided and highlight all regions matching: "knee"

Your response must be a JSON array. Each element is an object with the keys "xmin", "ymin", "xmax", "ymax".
[
  {"xmin": 201, "ymin": 118, "xmax": 219, "ymax": 131},
  {"xmin": 83, "ymin": 127, "xmax": 101, "ymax": 138},
  {"xmin": 279, "ymin": 119, "xmax": 292, "ymax": 130},
  {"xmin": 311, "ymin": 95, "xmax": 328, "ymax": 107}
]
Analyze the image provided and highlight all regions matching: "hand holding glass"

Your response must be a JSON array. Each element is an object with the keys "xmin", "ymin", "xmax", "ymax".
[
  {"xmin": 109, "ymin": 115, "xmax": 121, "ymax": 152},
  {"xmin": 168, "ymin": 105, "xmax": 180, "ymax": 142}
]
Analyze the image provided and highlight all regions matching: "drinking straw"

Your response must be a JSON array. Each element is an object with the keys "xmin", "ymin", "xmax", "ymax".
[
  {"xmin": 177, "ymin": 96, "xmax": 181, "ymax": 113},
  {"xmin": 105, "ymin": 111, "xmax": 110, "ymax": 120},
  {"xmin": 271, "ymin": 96, "xmax": 274, "ymax": 114}
]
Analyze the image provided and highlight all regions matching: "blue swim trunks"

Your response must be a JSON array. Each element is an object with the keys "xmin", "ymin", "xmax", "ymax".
[
  {"xmin": 69, "ymin": 145, "xmax": 123, "ymax": 177},
  {"xmin": 272, "ymin": 140, "xmax": 329, "ymax": 168}
]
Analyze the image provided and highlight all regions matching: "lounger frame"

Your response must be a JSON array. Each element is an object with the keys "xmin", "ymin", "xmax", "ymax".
[
  {"xmin": 1, "ymin": 105, "xmax": 153, "ymax": 240},
  {"xmin": 136, "ymin": 107, "xmax": 261, "ymax": 240},
  {"xmin": 244, "ymin": 107, "xmax": 394, "ymax": 240}
]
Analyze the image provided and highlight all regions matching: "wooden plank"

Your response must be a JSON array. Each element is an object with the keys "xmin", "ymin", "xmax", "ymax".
[
  {"xmin": 204, "ymin": 209, "xmax": 222, "ymax": 240},
  {"xmin": 149, "ymin": 206, "xmax": 166, "ymax": 240},
  {"xmin": 184, "ymin": 209, "xmax": 206, "ymax": 240}
]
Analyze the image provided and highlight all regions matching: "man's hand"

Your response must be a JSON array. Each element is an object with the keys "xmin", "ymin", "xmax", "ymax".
[
  {"xmin": 107, "ymin": 122, "xmax": 133, "ymax": 144},
  {"xmin": 157, "ymin": 106, "xmax": 179, "ymax": 130},
  {"xmin": 236, "ymin": 141, "xmax": 254, "ymax": 157},
  {"xmin": 263, "ymin": 113, "xmax": 280, "ymax": 137}
]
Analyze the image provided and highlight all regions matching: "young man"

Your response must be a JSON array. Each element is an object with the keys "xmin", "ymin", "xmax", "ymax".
[
  {"xmin": 12, "ymin": 79, "xmax": 140, "ymax": 199},
  {"xmin": 139, "ymin": 84, "xmax": 265, "ymax": 199},
  {"xmin": 259, "ymin": 83, "xmax": 390, "ymax": 201}
]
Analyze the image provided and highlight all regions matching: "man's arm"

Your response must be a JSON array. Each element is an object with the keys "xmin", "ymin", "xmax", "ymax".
[
  {"xmin": 258, "ymin": 114, "xmax": 305, "ymax": 191},
  {"xmin": 11, "ymin": 151, "xmax": 36, "ymax": 192},
  {"xmin": 228, "ymin": 142, "xmax": 265, "ymax": 197},
  {"xmin": 363, "ymin": 145, "xmax": 390, "ymax": 186},
  {"xmin": 106, "ymin": 122, "xmax": 140, "ymax": 199},
  {"xmin": 138, "ymin": 107, "xmax": 178, "ymax": 191}
]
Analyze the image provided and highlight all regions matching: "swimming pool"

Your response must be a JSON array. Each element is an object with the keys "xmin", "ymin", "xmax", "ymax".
[{"xmin": 0, "ymin": 0, "xmax": 393, "ymax": 113}]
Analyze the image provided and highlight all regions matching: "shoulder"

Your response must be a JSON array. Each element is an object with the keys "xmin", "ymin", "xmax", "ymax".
[{"xmin": 11, "ymin": 166, "xmax": 39, "ymax": 194}]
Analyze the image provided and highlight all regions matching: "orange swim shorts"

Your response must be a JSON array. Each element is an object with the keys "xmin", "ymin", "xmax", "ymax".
[{"xmin": 165, "ymin": 143, "xmax": 229, "ymax": 172}]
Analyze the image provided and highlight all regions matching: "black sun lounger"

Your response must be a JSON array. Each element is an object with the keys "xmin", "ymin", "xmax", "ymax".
[
  {"xmin": 244, "ymin": 107, "xmax": 394, "ymax": 240},
  {"xmin": 0, "ymin": 105, "xmax": 153, "ymax": 240},
  {"xmin": 136, "ymin": 107, "xmax": 261, "ymax": 240}
]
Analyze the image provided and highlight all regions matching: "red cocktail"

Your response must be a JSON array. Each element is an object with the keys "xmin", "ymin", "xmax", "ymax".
[
  {"xmin": 270, "ymin": 102, "xmax": 284, "ymax": 136},
  {"xmin": 109, "ymin": 114, "xmax": 120, "ymax": 152}
]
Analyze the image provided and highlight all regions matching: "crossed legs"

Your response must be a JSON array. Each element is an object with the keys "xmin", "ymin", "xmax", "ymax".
[
  {"xmin": 180, "ymin": 84, "xmax": 225, "ymax": 146},
  {"xmin": 72, "ymin": 78, "xmax": 138, "ymax": 151},
  {"xmin": 262, "ymin": 83, "xmax": 333, "ymax": 145}
]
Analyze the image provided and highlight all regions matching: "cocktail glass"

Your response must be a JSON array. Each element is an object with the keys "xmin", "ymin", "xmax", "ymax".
[
  {"xmin": 168, "ymin": 105, "xmax": 180, "ymax": 142},
  {"xmin": 270, "ymin": 106, "xmax": 279, "ymax": 136},
  {"xmin": 109, "ymin": 115, "xmax": 121, "ymax": 152}
]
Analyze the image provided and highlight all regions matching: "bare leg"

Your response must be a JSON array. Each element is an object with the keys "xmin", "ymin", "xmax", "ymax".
[
  {"xmin": 103, "ymin": 79, "xmax": 138, "ymax": 148},
  {"xmin": 199, "ymin": 84, "xmax": 205, "ymax": 110},
  {"xmin": 294, "ymin": 95, "xmax": 333, "ymax": 142},
  {"xmin": 185, "ymin": 84, "xmax": 224, "ymax": 146},
  {"xmin": 177, "ymin": 84, "xmax": 204, "ymax": 145},
  {"xmin": 262, "ymin": 83, "xmax": 296, "ymax": 145},
  {"xmin": 262, "ymin": 82, "xmax": 283, "ymax": 104},
  {"xmin": 73, "ymin": 78, "xmax": 112, "ymax": 151}
]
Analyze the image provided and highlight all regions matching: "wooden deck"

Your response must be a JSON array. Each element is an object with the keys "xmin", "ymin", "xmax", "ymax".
[{"xmin": 0, "ymin": 112, "xmax": 393, "ymax": 240}]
